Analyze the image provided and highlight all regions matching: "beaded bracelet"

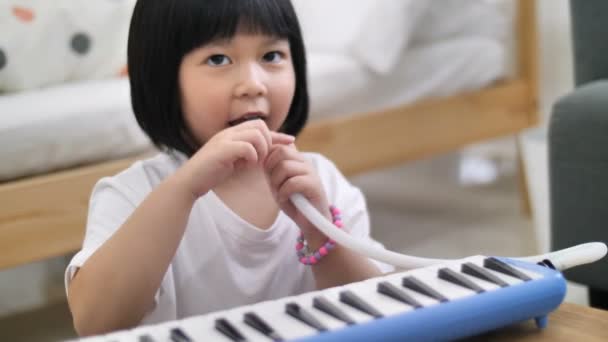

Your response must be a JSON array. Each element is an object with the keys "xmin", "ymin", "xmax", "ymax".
[{"xmin": 296, "ymin": 205, "xmax": 343, "ymax": 266}]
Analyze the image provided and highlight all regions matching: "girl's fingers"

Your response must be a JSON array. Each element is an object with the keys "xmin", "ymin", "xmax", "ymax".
[
  {"xmin": 264, "ymin": 147, "xmax": 282, "ymax": 174},
  {"xmin": 230, "ymin": 141, "xmax": 258, "ymax": 165},
  {"xmin": 270, "ymin": 131, "xmax": 295, "ymax": 145},
  {"xmin": 276, "ymin": 175, "xmax": 317, "ymax": 204},
  {"xmin": 265, "ymin": 145, "xmax": 304, "ymax": 173},
  {"xmin": 232, "ymin": 129, "xmax": 269, "ymax": 162},
  {"xmin": 269, "ymin": 160, "xmax": 308, "ymax": 190},
  {"xmin": 231, "ymin": 119, "xmax": 272, "ymax": 147}
]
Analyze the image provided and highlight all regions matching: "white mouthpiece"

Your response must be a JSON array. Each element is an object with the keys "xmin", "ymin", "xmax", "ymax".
[{"xmin": 518, "ymin": 242, "xmax": 608, "ymax": 270}]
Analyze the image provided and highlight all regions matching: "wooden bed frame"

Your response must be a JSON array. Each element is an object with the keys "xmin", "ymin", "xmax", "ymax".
[{"xmin": 0, "ymin": 0, "xmax": 538, "ymax": 270}]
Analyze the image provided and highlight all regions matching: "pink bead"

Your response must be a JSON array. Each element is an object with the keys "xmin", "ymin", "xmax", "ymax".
[
  {"xmin": 334, "ymin": 220, "xmax": 343, "ymax": 228},
  {"xmin": 319, "ymin": 246, "xmax": 328, "ymax": 256},
  {"xmin": 329, "ymin": 239, "xmax": 336, "ymax": 245},
  {"xmin": 300, "ymin": 257, "xmax": 308, "ymax": 264},
  {"xmin": 296, "ymin": 242, "xmax": 304, "ymax": 250},
  {"xmin": 309, "ymin": 256, "xmax": 318, "ymax": 264},
  {"xmin": 331, "ymin": 207, "xmax": 341, "ymax": 215}
]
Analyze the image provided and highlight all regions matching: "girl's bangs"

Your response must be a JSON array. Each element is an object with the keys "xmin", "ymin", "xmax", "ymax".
[{"xmin": 176, "ymin": 0, "xmax": 292, "ymax": 52}]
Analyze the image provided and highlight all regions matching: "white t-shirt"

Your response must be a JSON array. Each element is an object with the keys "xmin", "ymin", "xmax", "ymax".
[{"xmin": 65, "ymin": 151, "xmax": 392, "ymax": 325}]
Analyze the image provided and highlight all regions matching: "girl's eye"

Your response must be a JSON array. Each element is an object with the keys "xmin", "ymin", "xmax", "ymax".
[
  {"xmin": 206, "ymin": 54, "xmax": 231, "ymax": 66},
  {"xmin": 263, "ymin": 51, "xmax": 284, "ymax": 63}
]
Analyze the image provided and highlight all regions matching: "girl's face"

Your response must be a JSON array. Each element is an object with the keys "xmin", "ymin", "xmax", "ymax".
[{"xmin": 179, "ymin": 32, "xmax": 296, "ymax": 145}]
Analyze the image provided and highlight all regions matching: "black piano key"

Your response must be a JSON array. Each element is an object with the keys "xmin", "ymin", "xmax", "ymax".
[
  {"xmin": 138, "ymin": 335, "xmax": 156, "ymax": 342},
  {"xmin": 402, "ymin": 276, "xmax": 449, "ymax": 303},
  {"xmin": 170, "ymin": 327, "xmax": 193, "ymax": 342},
  {"xmin": 215, "ymin": 318, "xmax": 248, "ymax": 342},
  {"xmin": 313, "ymin": 296, "xmax": 357, "ymax": 325},
  {"xmin": 438, "ymin": 267, "xmax": 485, "ymax": 293},
  {"xmin": 483, "ymin": 257, "xmax": 532, "ymax": 281},
  {"xmin": 377, "ymin": 281, "xmax": 422, "ymax": 308},
  {"xmin": 339, "ymin": 290, "xmax": 383, "ymax": 319},
  {"xmin": 461, "ymin": 262, "xmax": 509, "ymax": 287},
  {"xmin": 243, "ymin": 311, "xmax": 284, "ymax": 341},
  {"xmin": 537, "ymin": 259, "xmax": 557, "ymax": 270},
  {"xmin": 285, "ymin": 302, "xmax": 328, "ymax": 332}
]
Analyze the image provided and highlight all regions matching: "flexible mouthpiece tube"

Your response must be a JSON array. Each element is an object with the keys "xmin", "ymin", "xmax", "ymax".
[{"xmin": 290, "ymin": 193, "xmax": 607, "ymax": 271}]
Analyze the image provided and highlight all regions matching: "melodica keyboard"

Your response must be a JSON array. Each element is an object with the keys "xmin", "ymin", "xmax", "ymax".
[{"xmin": 75, "ymin": 256, "xmax": 566, "ymax": 342}]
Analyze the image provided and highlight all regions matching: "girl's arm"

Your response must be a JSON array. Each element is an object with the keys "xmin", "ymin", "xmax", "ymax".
[
  {"xmin": 69, "ymin": 121, "xmax": 294, "ymax": 336},
  {"xmin": 265, "ymin": 146, "xmax": 383, "ymax": 290},
  {"xmin": 304, "ymin": 229, "xmax": 383, "ymax": 289},
  {"xmin": 68, "ymin": 169, "xmax": 198, "ymax": 336}
]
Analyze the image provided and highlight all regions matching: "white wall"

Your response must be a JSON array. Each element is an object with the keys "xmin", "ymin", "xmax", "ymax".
[{"xmin": 538, "ymin": 0, "xmax": 573, "ymax": 121}]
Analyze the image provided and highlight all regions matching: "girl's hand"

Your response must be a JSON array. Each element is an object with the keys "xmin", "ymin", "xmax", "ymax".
[
  {"xmin": 180, "ymin": 120, "xmax": 295, "ymax": 197},
  {"xmin": 265, "ymin": 144, "xmax": 331, "ymax": 239}
]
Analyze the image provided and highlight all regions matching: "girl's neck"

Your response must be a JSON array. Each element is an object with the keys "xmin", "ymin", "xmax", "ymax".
[
  {"xmin": 213, "ymin": 165, "xmax": 274, "ymax": 205},
  {"xmin": 221, "ymin": 165, "xmax": 267, "ymax": 188},
  {"xmin": 213, "ymin": 165, "xmax": 279, "ymax": 230}
]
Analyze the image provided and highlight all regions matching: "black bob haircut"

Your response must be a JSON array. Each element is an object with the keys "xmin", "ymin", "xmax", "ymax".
[{"xmin": 127, "ymin": 0, "xmax": 309, "ymax": 157}]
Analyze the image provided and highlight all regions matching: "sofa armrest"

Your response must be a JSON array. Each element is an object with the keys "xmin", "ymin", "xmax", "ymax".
[
  {"xmin": 570, "ymin": 0, "xmax": 608, "ymax": 85},
  {"xmin": 549, "ymin": 80, "xmax": 608, "ymax": 290}
]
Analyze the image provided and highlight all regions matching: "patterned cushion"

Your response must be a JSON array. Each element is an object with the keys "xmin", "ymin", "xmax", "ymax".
[
  {"xmin": 292, "ymin": 0, "xmax": 429, "ymax": 75},
  {"xmin": 0, "ymin": 1, "xmax": 135, "ymax": 93}
]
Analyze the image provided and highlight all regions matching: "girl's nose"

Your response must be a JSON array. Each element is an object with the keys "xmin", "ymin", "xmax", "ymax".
[{"xmin": 234, "ymin": 64, "xmax": 267, "ymax": 98}]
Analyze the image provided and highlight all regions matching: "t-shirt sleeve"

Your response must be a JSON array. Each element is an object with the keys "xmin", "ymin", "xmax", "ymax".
[
  {"xmin": 308, "ymin": 153, "xmax": 395, "ymax": 273},
  {"xmin": 64, "ymin": 169, "xmax": 177, "ymax": 322},
  {"xmin": 64, "ymin": 177, "xmax": 141, "ymax": 294}
]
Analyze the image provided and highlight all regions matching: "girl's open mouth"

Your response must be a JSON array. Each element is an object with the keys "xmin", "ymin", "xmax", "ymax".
[{"xmin": 228, "ymin": 113, "xmax": 266, "ymax": 126}]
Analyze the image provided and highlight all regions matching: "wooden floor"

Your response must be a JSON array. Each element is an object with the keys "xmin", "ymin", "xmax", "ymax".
[{"xmin": 0, "ymin": 300, "xmax": 76, "ymax": 342}]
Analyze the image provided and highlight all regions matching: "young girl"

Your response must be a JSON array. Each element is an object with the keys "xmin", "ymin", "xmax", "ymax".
[{"xmin": 65, "ymin": 0, "xmax": 392, "ymax": 336}]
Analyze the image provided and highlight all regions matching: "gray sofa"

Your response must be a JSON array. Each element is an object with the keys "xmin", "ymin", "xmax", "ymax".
[{"xmin": 550, "ymin": 0, "xmax": 608, "ymax": 309}]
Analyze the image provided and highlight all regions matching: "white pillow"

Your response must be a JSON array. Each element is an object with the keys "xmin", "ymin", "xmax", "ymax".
[
  {"xmin": 292, "ymin": 0, "xmax": 428, "ymax": 74},
  {"xmin": 0, "ymin": 0, "xmax": 135, "ymax": 93},
  {"xmin": 410, "ymin": 0, "xmax": 513, "ymax": 46}
]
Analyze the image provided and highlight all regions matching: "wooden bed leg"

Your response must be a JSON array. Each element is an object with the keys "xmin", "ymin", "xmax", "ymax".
[{"xmin": 516, "ymin": 138, "xmax": 532, "ymax": 218}]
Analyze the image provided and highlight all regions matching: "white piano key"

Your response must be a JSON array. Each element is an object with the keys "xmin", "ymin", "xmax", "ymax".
[
  {"xmin": 412, "ymin": 268, "xmax": 476, "ymax": 301},
  {"xmin": 291, "ymin": 292, "xmax": 350, "ymax": 330},
  {"xmin": 220, "ymin": 308, "xmax": 274, "ymax": 341},
  {"xmin": 346, "ymin": 278, "xmax": 416, "ymax": 317},
  {"xmin": 101, "ymin": 330, "xmax": 141, "ymax": 342},
  {"xmin": 476, "ymin": 256, "xmax": 542, "ymax": 281},
  {"xmin": 164, "ymin": 323, "xmax": 198, "ymax": 342},
  {"xmin": 252, "ymin": 298, "xmax": 320, "ymax": 341},
  {"xmin": 377, "ymin": 281, "xmax": 421, "ymax": 307},
  {"xmin": 465, "ymin": 256, "xmax": 529, "ymax": 286},
  {"xmin": 244, "ymin": 311, "xmax": 289, "ymax": 341},
  {"xmin": 129, "ymin": 324, "xmax": 173, "ymax": 342},
  {"xmin": 317, "ymin": 286, "xmax": 376, "ymax": 324},
  {"xmin": 183, "ymin": 307, "xmax": 275, "ymax": 342},
  {"xmin": 381, "ymin": 273, "xmax": 441, "ymax": 307},
  {"xmin": 178, "ymin": 312, "xmax": 239, "ymax": 342},
  {"xmin": 460, "ymin": 257, "xmax": 523, "ymax": 286},
  {"xmin": 70, "ymin": 336, "xmax": 108, "ymax": 342},
  {"xmin": 439, "ymin": 263, "xmax": 501, "ymax": 292},
  {"xmin": 504, "ymin": 261, "xmax": 542, "ymax": 280}
]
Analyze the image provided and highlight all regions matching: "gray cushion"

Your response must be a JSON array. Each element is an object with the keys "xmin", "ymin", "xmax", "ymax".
[
  {"xmin": 570, "ymin": 0, "xmax": 608, "ymax": 85},
  {"xmin": 549, "ymin": 80, "xmax": 608, "ymax": 290}
]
